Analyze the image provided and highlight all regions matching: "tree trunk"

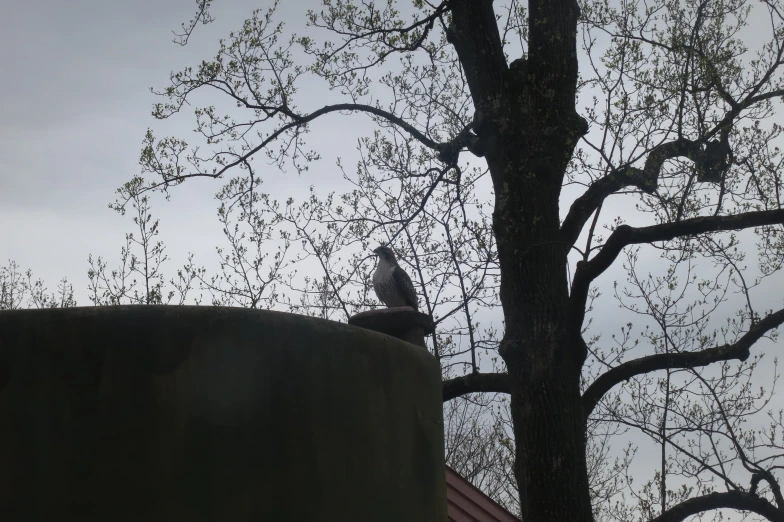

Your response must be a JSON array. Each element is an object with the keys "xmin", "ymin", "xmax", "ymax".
[
  {"xmin": 448, "ymin": 0, "xmax": 592, "ymax": 518},
  {"xmin": 489, "ymin": 93, "xmax": 593, "ymax": 522},
  {"xmin": 494, "ymin": 178, "xmax": 593, "ymax": 522},
  {"xmin": 505, "ymin": 317, "xmax": 592, "ymax": 522}
]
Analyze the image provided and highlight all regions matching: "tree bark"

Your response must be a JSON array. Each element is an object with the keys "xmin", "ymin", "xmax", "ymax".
[
  {"xmin": 450, "ymin": 0, "xmax": 593, "ymax": 519},
  {"xmin": 496, "ymin": 182, "xmax": 592, "ymax": 521}
]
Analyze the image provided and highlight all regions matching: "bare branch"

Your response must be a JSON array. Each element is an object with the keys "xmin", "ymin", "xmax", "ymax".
[
  {"xmin": 443, "ymin": 372, "xmax": 509, "ymax": 402},
  {"xmin": 570, "ymin": 209, "xmax": 784, "ymax": 330},
  {"xmin": 561, "ymin": 136, "xmax": 734, "ymax": 248},
  {"xmin": 139, "ymin": 103, "xmax": 481, "ymax": 200},
  {"xmin": 306, "ymin": 1, "xmax": 449, "ymax": 72},
  {"xmin": 649, "ymin": 491, "xmax": 784, "ymax": 522},
  {"xmin": 173, "ymin": 0, "xmax": 214, "ymax": 46},
  {"xmin": 582, "ymin": 307, "xmax": 784, "ymax": 420}
]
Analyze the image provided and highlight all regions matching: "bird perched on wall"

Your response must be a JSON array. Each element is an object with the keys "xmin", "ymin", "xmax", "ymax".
[{"xmin": 372, "ymin": 246, "xmax": 419, "ymax": 311}]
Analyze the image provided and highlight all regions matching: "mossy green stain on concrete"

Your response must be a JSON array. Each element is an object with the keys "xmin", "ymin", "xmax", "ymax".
[{"xmin": 0, "ymin": 306, "xmax": 446, "ymax": 522}]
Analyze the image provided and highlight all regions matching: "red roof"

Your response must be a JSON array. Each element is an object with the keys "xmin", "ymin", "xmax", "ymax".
[{"xmin": 445, "ymin": 466, "xmax": 521, "ymax": 522}]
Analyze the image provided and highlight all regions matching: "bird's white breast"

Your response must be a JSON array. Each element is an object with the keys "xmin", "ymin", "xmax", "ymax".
[{"xmin": 373, "ymin": 260, "xmax": 395, "ymax": 285}]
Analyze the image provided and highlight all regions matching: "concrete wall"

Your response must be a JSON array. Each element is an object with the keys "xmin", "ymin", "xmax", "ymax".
[{"xmin": 0, "ymin": 306, "xmax": 446, "ymax": 521}]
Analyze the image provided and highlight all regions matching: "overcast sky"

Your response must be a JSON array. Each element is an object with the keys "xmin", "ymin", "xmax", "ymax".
[
  {"xmin": 1, "ymin": 0, "xmax": 224, "ymax": 291},
  {"xmin": 2, "ymin": 0, "xmax": 779, "ymax": 312},
  {"xmin": 2, "ymin": 0, "xmax": 781, "ymax": 388},
  {"xmin": 0, "ymin": 0, "xmax": 369, "ymax": 300}
]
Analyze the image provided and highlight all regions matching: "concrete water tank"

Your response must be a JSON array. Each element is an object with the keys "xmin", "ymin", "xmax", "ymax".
[{"xmin": 0, "ymin": 306, "xmax": 446, "ymax": 521}]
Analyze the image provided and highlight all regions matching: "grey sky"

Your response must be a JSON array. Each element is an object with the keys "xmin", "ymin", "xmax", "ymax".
[
  {"xmin": 0, "ymin": 0, "xmax": 370, "ymax": 296},
  {"xmin": 2, "ymin": 0, "xmax": 218, "ymax": 289}
]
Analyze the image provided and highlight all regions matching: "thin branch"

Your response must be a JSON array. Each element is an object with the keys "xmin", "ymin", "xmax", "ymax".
[
  {"xmin": 570, "ymin": 209, "xmax": 784, "ymax": 331},
  {"xmin": 582, "ymin": 307, "xmax": 784, "ymax": 421},
  {"xmin": 173, "ymin": 0, "xmax": 214, "ymax": 46},
  {"xmin": 141, "ymin": 103, "xmax": 480, "ymax": 199}
]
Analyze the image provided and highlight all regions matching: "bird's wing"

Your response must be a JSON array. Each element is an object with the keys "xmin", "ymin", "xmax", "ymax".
[{"xmin": 393, "ymin": 265, "xmax": 419, "ymax": 311}]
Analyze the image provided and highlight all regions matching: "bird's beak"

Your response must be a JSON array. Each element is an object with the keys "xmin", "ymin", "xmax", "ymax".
[{"xmin": 372, "ymin": 247, "xmax": 381, "ymax": 255}]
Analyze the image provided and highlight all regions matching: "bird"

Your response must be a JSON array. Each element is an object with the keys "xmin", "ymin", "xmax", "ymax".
[{"xmin": 372, "ymin": 246, "xmax": 419, "ymax": 311}]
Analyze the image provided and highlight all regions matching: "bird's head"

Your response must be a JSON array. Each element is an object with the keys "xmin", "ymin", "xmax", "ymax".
[{"xmin": 373, "ymin": 245, "xmax": 397, "ymax": 264}]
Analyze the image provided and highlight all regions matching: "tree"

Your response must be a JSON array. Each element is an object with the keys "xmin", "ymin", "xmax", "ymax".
[
  {"xmin": 129, "ymin": 0, "xmax": 784, "ymax": 520},
  {"xmin": 0, "ymin": 260, "xmax": 76, "ymax": 310},
  {"xmin": 88, "ymin": 183, "xmax": 199, "ymax": 306}
]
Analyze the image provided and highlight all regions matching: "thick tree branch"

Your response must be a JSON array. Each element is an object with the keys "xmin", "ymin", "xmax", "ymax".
[
  {"xmin": 561, "ymin": 139, "xmax": 698, "ymax": 247},
  {"xmin": 435, "ymin": 123, "xmax": 482, "ymax": 164},
  {"xmin": 442, "ymin": 372, "xmax": 509, "ymax": 402},
  {"xmin": 140, "ymin": 103, "xmax": 479, "ymax": 196},
  {"xmin": 582, "ymin": 307, "xmax": 784, "ymax": 420},
  {"xmin": 528, "ymin": 0, "xmax": 581, "ymax": 105},
  {"xmin": 570, "ymin": 209, "xmax": 784, "ymax": 330},
  {"xmin": 288, "ymin": 103, "xmax": 451, "ymax": 153},
  {"xmin": 448, "ymin": 0, "xmax": 508, "ymax": 110},
  {"xmin": 561, "ymin": 136, "xmax": 734, "ymax": 248},
  {"xmin": 649, "ymin": 491, "xmax": 784, "ymax": 522},
  {"xmin": 560, "ymin": 58, "xmax": 784, "ymax": 249}
]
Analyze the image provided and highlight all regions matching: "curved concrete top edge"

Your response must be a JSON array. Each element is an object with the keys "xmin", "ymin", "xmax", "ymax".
[{"xmin": 0, "ymin": 304, "xmax": 441, "ymax": 388}]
